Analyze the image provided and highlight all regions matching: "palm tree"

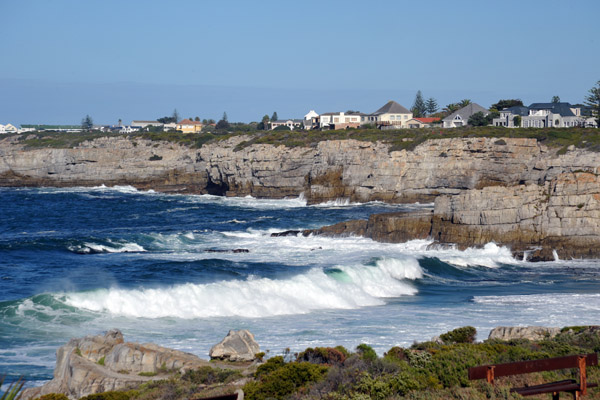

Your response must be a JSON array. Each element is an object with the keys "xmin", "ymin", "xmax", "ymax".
[{"xmin": 458, "ymin": 99, "xmax": 472, "ymax": 108}]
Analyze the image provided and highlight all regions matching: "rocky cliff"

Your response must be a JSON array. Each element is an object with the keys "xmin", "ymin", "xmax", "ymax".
[
  {"xmin": 3, "ymin": 135, "xmax": 600, "ymax": 259},
  {"xmin": 2, "ymin": 135, "xmax": 598, "ymax": 203}
]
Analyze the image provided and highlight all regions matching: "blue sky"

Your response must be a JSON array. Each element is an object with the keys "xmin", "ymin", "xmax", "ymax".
[{"xmin": 1, "ymin": 0, "xmax": 599, "ymax": 125}]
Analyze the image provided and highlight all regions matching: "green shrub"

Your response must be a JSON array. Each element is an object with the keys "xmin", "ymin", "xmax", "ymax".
[
  {"xmin": 243, "ymin": 361, "xmax": 328, "ymax": 400},
  {"xmin": 97, "ymin": 356, "xmax": 105, "ymax": 366},
  {"xmin": 355, "ymin": 344, "xmax": 377, "ymax": 362},
  {"xmin": 439, "ymin": 326, "xmax": 477, "ymax": 344},
  {"xmin": 35, "ymin": 394, "xmax": 69, "ymax": 400},
  {"xmin": 181, "ymin": 366, "xmax": 242, "ymax": 385},
  {"xmin": 78, "ymin": 390, "xmax": 138, "ymax": 400},
  {"xmin": 138, "ymin": 371, "xmax": 157, "ymax": 377},
  {"xmin": 383, "ymin": 346, "xmax": 408, "ymax": 363},
  {"xmin": 298, "ymin": 347, "xmax": 347, "ymax": 365}
]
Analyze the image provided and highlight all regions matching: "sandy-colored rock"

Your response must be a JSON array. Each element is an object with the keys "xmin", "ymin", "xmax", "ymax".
[
  {"xmin": 209, "ymin": 330, "xmax": 260, "ymax": 362},
  {"xmin": 21, "ymin": 329, "xmax": 211, "ymax": 400},
  {"xmin": 488, "ymin": 326, "xmax": 561, "ymax": 341}
]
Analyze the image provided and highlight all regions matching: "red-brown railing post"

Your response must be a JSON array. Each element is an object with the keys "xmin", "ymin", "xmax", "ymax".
[
  {"xmin": 578, "ymin": 355, "xmax": 587, "ymax": 395},
  {"xmin": 486, "ymin": 365, "xmax": 495, "ymax": 384}
]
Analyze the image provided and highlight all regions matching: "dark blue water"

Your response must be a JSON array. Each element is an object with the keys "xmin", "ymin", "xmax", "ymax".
[{"xmin": 1, "ymin": 186, "xmax": 599, "ymax": 386}]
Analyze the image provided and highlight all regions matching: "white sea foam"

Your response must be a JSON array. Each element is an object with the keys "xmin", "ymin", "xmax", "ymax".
[
  {"xmin": 63, "ymin": 256, "xmax": 421, "ymax": 318},
  {"xmin": 69, "ymin": 241, "xmax": 146, "ymax": 254}
]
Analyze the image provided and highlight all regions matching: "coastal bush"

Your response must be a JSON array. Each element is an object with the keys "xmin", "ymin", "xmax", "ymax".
[
  {"xmin": 355, "ymin": 344, "xmax": 377, "ymax": 362},
  {"xmin": 439, "ymin": 326, "xmax": 477, "ymax": 344},
  {"xmin": 243, "ymin": 361, "xmax": 328, "ymax": 400},
  {"xmin": 181, "ymin": 366, "xmax": 242, "ymax": 385},
  {"xmin": 97, "ymin": 356, "xmax": 105, "ymax": 366},
  {"xmin": 35, "ymin": 394, "xmax": 69, "ymax": 400},
  {"xmin": 298, "ymin": 347, "xmax": 347, "ymax": 365},
  {"xmin": 78, "ymin": 390, "xmax": 138, "ymax": 400}
]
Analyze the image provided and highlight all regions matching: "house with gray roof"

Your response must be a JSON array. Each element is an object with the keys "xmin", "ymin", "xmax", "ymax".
[
  {"xmin": 364, "ymin": 100, "xmax": 413, "ymax": 129},
  {"xmin": 442, "ymin": 103, "xmax": 489, "ymax": 128},
  {"xmin": 493, "ymin": 102, "xmax": 586, "ymax": 128},
  {"xmin": 493, "ymin": 106, "xmax": 529, "ymax": 127}
]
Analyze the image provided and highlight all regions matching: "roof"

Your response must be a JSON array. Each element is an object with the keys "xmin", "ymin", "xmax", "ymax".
[
  {"xmin": 502, "ymin": 106, "xmax": 530, "ymax": 116},
  {"xmin": 178, "ymin": 119, "xmax": 203, "ymax": 125},
  {"xmin": 372, "ymin": 100, "xmax": 411, "ymax": 115},
  {"xmin": 414, "ymin": 117, "xmax": 440, "ymax": 123},
  {"xmin": 131, "ymin": 120, "xmax": 162, "ymax": 123},
  {"xmin": 528, "ymin": 102, "xmax": 576, "ymax": 117},
  {"xmin": 442, "ymin": 103, "xmax": 489, "ymax": 122}
]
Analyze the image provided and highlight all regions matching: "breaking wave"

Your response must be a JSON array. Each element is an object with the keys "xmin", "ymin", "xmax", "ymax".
[{"xmin": 62, "ymin": 256, "xmax": 422, "ymax": 318}]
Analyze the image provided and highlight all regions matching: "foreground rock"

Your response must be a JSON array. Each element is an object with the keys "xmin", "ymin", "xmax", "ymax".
[
  {"xmin": 209, "ymin": 330, "xmax": 260, "ymax": 362},
  {"xmin": 488, "ymin": 326, "xmax": 561, "ymax": 341},
  {"xmin": 22, "ymin": 329, "xmax": 212, "ymax": 400}
]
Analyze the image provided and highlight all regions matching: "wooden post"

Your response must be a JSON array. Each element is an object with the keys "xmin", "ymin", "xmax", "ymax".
[
  {"xmin": 486, "ymin": 365, "xmax": 495, "ymax": 384},
  {"xmin": 578, "ymin": 355, "xmax": 587, "ymax": 395},
  {"xmin": 552, "ymin": 392, "xmax": 560, "ymax": 400}
]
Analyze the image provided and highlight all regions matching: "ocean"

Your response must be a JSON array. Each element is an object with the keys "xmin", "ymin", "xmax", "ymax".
[{"xmin": 1, "ymin": 186, "xmax": 599, "ymax": 386}]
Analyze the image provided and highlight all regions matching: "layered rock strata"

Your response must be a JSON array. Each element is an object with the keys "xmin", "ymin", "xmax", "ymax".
[
  {"xmin": 2, "ymin": 136, "xmax": 599, "ymax": 204},
  {"xmin": 277, "ymin": 172, "xmax": 600, "ymax": 260}
]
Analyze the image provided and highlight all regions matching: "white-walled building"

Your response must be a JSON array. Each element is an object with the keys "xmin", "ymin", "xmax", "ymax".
[{"xmin": 0, "ymin": 124, "xmax": 18, "ymax": 134}]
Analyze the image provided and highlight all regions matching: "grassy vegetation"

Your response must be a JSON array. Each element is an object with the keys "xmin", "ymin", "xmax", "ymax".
[
  {"xmin": 10, "ymin": 126, "xmax": 600, "ymax": 153},
  {"xmin": 28, "ymin": 326, "xmax": 597, "ymax": 400}
]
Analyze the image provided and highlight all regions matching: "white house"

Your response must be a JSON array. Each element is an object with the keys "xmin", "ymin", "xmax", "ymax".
[
  {"xmin": 0, "ymin": 124, "xmax": 18, "ymax": 134},
  {"xmin": 119, "ymin": 126, "xmax": 141, "ymax": 134},
  {"xmin": 318, "ymin": 112, "xmax": 364, "ymax": 129},
  {"xmin": 366, "ymin": 100, "xmax": 413, "ymax": 128},
  {"xmin": 493, "ymin": 102, "xmax": 587, "ymax": 128},
  {"xmin": 270, "ymin": 119, "xmax": 303, "ymax": 130},
  {"xmin": 131, "ymin": 120, "xmax": 164, "ymax": 128}
]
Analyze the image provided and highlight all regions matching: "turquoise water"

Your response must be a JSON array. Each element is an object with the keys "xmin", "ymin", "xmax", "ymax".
[{"xmin": 1, "ymin": 186, "xmax": 599, "ymax": 386}]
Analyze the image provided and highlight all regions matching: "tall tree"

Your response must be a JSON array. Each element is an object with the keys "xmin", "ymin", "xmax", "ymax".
[
  {"xmin": 81, "ymin": 115, "xmax": 93, "ymax": 131},
  {"xmin": 468, "ymin": 111, "xmax": 491, "ymax": 127},
  {"xmin": 216, "ymin": 112, "xmax": 230, "ymax": 130},
  {"xmin": 584, "ymin": 80, "xmax": 600, "ymax": 127},
  {"xmin": 258, "ymin": 114, "xmax": 270, "ymax": 130},
  {"xmin": 443, "ymin": 103, "xmax": 461, "ymax": 115},
  {"xmin": 490, "ymin": 99, "xmax": 523, "ymax": 111},
  {"xmin": 411, "ymin": 90, "xmax": 427, "ymax": 117},
  {"xmin": 271, "ymin": 111, "xmax": 278, "ymax": 121},
  {"xmin": 172, "ymin": 109, "xmax": 180, "ymax": 123},
  {"xmin": 425, "ymin": 97, "xmax": 438, "ymax": 115},
  {"xmin": 552, "ymin": 96, "xmax": 561, "ymax": 103}
]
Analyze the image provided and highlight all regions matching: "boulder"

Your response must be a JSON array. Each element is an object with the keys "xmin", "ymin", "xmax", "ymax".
[
  {"xmin": 209, "ymin": 330, "xmax": 260, "ymax": 362},
  {"xmin": 488, "ymin": 326, "xmax": 561, "ymax": 341},
  {"xmin": 21, "ymin": 329, "xmax": 211, "ymax": 400}
]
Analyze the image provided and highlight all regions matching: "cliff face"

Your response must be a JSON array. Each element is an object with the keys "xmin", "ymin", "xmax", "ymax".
[
  {"xmin": 3, "ymin": 135, "xmax": 600, "ymax": 259},
  {"xmin": 2, "ymin": 135, "xmax": 599, "ymax": 204}
]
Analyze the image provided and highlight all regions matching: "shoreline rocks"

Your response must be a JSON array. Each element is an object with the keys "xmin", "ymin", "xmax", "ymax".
[
  {"xmin": 209, "ymin": 330, "xmax": 261, "ymax": 362},
  {"xmin": 21, "ymin": 329, "xmax": 213, "ymax": 400},
  {"xmin": 273, "ymin": 172, "xmax": 600, "ymax": 261},
  {"xmin": 4, "ymin": 136, "xmax": 600, "ymax": 259}
]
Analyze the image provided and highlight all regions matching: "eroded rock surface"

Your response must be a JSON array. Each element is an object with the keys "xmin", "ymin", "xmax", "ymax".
[
  {"xmin": 209, "ymin": 330, "xmax": 260, "ymax": 362},
  {"xmin": 21, "ymin": 329, "xmax": 211, "ymax": 400},
  {"xmin": 488, "ymin": 326, "xmax": 561, "ymax": 341}
]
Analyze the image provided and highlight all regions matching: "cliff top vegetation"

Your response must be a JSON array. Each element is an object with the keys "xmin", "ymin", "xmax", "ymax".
[{"xmin": 7, "ymin": 126, "xmax": 600, "ymax": 153}]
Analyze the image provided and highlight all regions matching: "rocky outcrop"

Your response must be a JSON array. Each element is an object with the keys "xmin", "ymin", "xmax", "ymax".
[
  {"xmin": 4, "ymin": 135, "xmax": 600, "ymax": 258},
  {"xmin": 277, "ymin": 172, "xmax": 600, "ymax": 260},
  {"xmin": 2, "ymin": 135, "xmax": 600, "ymax": 204},
  {"xmin": 488, "ymin": 326, "xmax": 561, "ymax": 341},
  {"xmin": 209, "ymin": 330, "xmax": 260, "ymax": 362},
  {"xmin": 21, "ymin": 329, "xmax": 212, "ymax": 400}
]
